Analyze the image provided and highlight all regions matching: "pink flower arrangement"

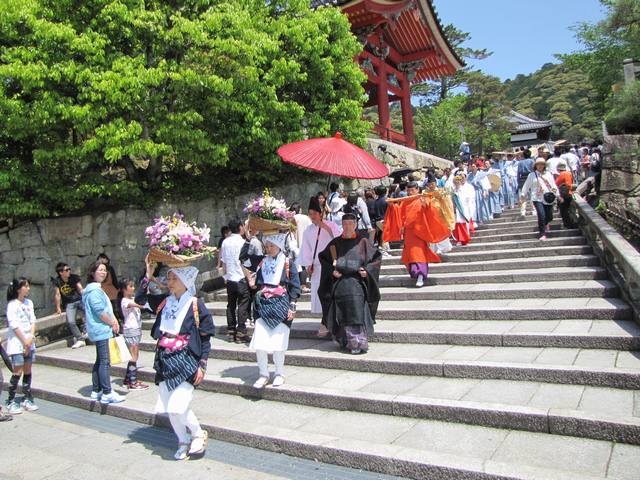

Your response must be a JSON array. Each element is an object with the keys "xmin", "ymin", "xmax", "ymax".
[
  {"xmin": 243, "ymin": 188, "xmax": 295, "ymax": 222},
  {"xmin": 145, "ymin": 213, "xmax": 211, "ymax": 255}
]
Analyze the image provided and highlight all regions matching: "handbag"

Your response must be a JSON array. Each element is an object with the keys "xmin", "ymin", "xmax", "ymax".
[
  {"xmin": 536, "ymin": 173, "xmax": 556, "ymax": 204},
  {"xmin": 109, "ymin": 335, "xmax": 132, "ymax": 365}
]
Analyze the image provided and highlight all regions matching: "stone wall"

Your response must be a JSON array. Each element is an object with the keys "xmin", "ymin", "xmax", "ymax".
[
  {"xmin": 600, "ymin": 134, "xmax": 640, "ymax": 220},
  {"xmin": 0, "ymin": 180, "xmax": 328, "ymax": 319}
]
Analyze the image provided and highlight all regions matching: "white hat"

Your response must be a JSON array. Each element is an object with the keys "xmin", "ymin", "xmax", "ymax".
[
  {"xmin": 169, "ymin": 266, "xmax": 199, "ymax": 296},
  {"xmin": 264, "ymin": 233, "xmax": 287, "ymax": 252},
  {"xmin": 557, "ymin": 162, "xmax": 567, "ymax": 171}
]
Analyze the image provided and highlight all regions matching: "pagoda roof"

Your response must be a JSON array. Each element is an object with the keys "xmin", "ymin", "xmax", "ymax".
[
  {"xmin": 507, "ymin": 110, "xmax": 553, "ymax": 132},
  {"xmin": 312, "ymin": 0, "xmax": 464, "ymax": 83}
]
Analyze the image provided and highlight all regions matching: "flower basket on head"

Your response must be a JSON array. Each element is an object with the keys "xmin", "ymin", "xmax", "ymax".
[
  {"xmin": 145, "ymin": 213, "xmax": 216, "ymax": 267},
  {"xmin": 244, "ymin": 189, "xmax": 294, "ymax": 235}
]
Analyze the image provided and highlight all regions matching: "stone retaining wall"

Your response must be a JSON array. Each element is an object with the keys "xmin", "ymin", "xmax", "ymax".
[
  {"xmin": 0, "ymin": 180, "xmax": 328, "ymax": 319},
  {"xmin": 600, "ymin": 134, "xmax": 640, "ymax": 219}
]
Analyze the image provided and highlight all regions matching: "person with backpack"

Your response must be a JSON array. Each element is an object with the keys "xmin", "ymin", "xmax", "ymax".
[
  {"xmin": 555, "ymin": 162, "xmax": 575, "ymax": 229},
  {"xmin": 137, "ymin": 257, "xmax": 216, "ymax": 461},
  {"xmin": 326, "ymin": 182, "xmax": 346, "ymax": 224},
  {"xmin": 248, "ymin": 233, "xmax": 301, "ymax": 388}
]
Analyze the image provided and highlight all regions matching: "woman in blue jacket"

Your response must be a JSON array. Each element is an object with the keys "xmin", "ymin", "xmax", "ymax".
[{"xmin": 83, "ymin": 261, "xmax": 125, "ymax": 405}]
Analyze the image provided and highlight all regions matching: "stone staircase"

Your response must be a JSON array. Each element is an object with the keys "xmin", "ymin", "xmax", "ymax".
[{"xmin": 31, "ymin": 209, "xmax": 640, "ymax": 479}]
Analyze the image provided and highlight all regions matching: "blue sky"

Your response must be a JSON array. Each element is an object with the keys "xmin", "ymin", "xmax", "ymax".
[{"xmin": 433, "ymin": 0, "xmax": 607, "ymax": 81}]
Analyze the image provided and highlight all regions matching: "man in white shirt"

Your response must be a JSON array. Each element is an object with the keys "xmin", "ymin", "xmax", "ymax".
[
  {"xmin": 299, "ymin": 196, "xmax": 342, "ymax": 337},
  {"xmin": 561, "ymin": 147, "xmax": 580, "ymax": 183},
  {"xmin": 220, "ymin": 218, "xmax": 249, "ymax": 341},
  {"xmin": 546, "ymin": 148, "xmax": 563, "ymax": 178}
]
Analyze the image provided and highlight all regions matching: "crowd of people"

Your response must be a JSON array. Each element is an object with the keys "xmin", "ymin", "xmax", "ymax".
[{"xmin": 1, "ymin": 143, "xmax": 589, "ymax": 456}]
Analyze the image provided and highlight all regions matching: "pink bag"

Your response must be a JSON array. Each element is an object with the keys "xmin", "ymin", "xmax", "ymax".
[{"xmin": 158, "ymin": 334, "xmax": 190, "ymax": 352}]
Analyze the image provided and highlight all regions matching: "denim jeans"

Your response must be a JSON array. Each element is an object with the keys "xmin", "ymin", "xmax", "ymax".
[
  {"xmin": 65, "ymin": 300, "xmax": 84, "ymax": 341},
  {"xmin": 533, "ymin": 201, "xmax": 554, "ymax": 236},
  {"xmin": 92, "ymin": 339, "xmax": 112, "ymax": 394}
]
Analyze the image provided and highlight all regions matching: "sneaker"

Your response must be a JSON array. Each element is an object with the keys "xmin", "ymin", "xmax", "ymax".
[
  {"xmin": 21, "ymin": 399, "xmax": 39, "ymax": 412},
  {"xmin": 272, "ymin": 375, "xmax": 285, "ymax": 387},
  {"xmin": 127, "ymin": 381, "xmax": 150, "ymax": 391},
  {"xmin": 100, "ymin": 392, "xmax": 125, "ymax": 404},
  {"xmin": 539, "ymin": 235, "xmax": 547, "ymax": 241},
  {"xmin": 71, "ymin": 340, "xmax": 86, "ymax": 349},
  {"xmin": 7, "ymin": 402, "xmax": 23, "ymax": 415},
  {"xmin": 415, "ymin": 274, "xmax": 424, "ymax": 288},
  {"xmin": 90, "ymin": 391, "xmax": 102, "ymax": 401},
  {"xmin": 189, "ymin": 430, "xmax": 208, "ymax": 456},
  {"xmin": 316, "ymin": 324, "xmax": 330, "ymax": 338},
  {"xmin": 0, "ymin": 409, "xmax": 13, "ymax": 422},
  {"xmin": 381, "ymin": 250, "xmax": 391, "ymax": 258},
  {"xmin": 350, "ymin": 348, "xmax": 362, "ymax": 355},
  {"xmin": 235, "ymin": 331, "xmax": 251, "ymax": 344},
  {"xmin": 252, "ymin": 376, "xmax": 269, "ymax": 389},
  {"xmin": 174, "ymin": 443, "xmax": 190, "ymax": 461}
]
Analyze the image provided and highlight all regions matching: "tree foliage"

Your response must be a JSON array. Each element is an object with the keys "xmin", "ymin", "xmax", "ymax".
[
  {"xmin": 0, "ymin": 0, "xmax": 369, "ymax": 220},
  {"xmin": 560, "ymin": 0, "xmax": 640, "ymax": 110},
  {"xmin": 505, "ymin": 63, "xmax": 601, "ymax": 143},
  {"xmin": 411, "ymin": 24, "xmax": 491, "ymax": 107}
]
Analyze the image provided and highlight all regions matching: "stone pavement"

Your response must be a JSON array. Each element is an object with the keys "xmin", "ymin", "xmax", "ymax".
[
  {"xmin": 0, "ymin": 396, "xmax": 401, "ymax": 480},
  {"xmin": 15, "ymin": 209, "xmax": 640, "ymax": 479}
]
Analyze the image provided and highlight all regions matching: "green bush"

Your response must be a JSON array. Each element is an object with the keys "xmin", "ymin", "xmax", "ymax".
[{"xmin": 605, "ymin": 80, "xmax": 640, "ymax": 134}]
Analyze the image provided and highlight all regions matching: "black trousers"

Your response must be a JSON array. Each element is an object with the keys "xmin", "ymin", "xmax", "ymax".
[
  {"xmin": 226, "ymin": 279, "xmax": 251, "ymax": 333},
  {"xmin": 533, "ymin": 201, "xmax": 553, "ymax": 236},
  {"xmin": 558, "ymin": 196, "xmax": 575, "ymax": 229}
]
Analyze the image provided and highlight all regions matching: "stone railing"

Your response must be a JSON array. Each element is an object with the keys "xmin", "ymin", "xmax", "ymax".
[{"xmin": 573, "ymin": 194, "xmax": 640, "ymax": 322}]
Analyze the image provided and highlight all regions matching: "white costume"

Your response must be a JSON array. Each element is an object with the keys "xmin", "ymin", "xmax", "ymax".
[{"xmin": 298, "ymin": 220, "xmax": 341, "ymax": 313}]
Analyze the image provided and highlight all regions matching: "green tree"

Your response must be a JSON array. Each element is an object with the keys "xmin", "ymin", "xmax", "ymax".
[
  {"xmin": 462, "ymin": 71, "xmax": 510, "ymax": 155},
  {"xmin": 412, "ymin": 25, "xmax": 491, "ymax": 106},
  {"xmin": 0, "ymin": 0, "xmax": 369, "ymax": 220},
  {"xmin": 560, "ymin": 0, "xmax": 640, "ymax": 111},
  {"xmin": 414, "ymin": 95, "xmax": 465, "ymax": 158},
  {"xmin": 505, "ymin": 63, "xmax": 601, "ymax": 143}
]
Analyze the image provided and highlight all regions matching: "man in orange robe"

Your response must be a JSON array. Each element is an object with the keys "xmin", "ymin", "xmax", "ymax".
[{"xmin": 384, "ymin": 181, "xmax": 450, "ymax": 288}]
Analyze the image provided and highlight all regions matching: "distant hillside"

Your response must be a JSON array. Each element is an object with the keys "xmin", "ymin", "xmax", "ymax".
[{"xmin": 504, "ymin": 62, "xmax": 602, "ymax": 143}]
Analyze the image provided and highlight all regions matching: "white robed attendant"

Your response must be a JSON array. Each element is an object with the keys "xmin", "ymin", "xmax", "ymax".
[{"xmin": 298, "ymin": 197, "xmax": 341, "ymax": 332}]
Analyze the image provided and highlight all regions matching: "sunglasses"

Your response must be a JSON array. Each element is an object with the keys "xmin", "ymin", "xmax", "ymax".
[{"xmin": 61, "ymin": 268, "xmax": 71, "ymax": 272}]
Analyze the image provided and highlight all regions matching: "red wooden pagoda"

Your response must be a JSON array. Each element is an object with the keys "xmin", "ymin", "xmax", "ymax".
[{"xmin": 313, "ymin": 0, "xmax": 463, "ymax": 148}]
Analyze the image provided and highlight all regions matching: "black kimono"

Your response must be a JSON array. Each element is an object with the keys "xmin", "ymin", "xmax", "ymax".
[{"xmin": 318, "ymin": 234, "xmax": 381, "ymax": 352}]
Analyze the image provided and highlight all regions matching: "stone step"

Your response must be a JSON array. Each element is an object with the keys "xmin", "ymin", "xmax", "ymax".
[
  {"xmin": 206, "ymin": 296, "xmax": 631, "ymax": 321},
  {"xmin": 35, "ymin": 348, "xmax": 640, "ymax": 446},
  {"xmin": 133, "ymin": 336, "xmax": 640, "ymax": 389},
  {"xmin": 27, "ymin": 364, "xmax": 631, "ymax": 480},
  {"xmin": 384, "ymin": 235, "xmax": 586, "ymax": 257},
  {"xmin": 475, "ymin": 218, "xmax": 548, "ymax": 229},
  {"xmin": 473, "ymin": 223, "xmax": 565, "ymax": 238},
  {"xmin": 379, "ymin": 266, "xmax": 609, "ymax": 287},
  {"xmin": 443, "ymin": 236, "xmax": 587, "ymax": 253},
  {"xmin": 471, "ymin": 229, "xmax": 581, "ymax": 243},
  {"xmin": 139, "ymin": 317, "xmax": 640, "ymax": 350},
  {"xmin": 382, "ymin": 245, "xmax": 593, "ymax": 265},
  {"xmin": 380, "ymin": 254, "xmax": 600, "ymax": 275},
  {"xmin": 212, "ymin": 280, "xmax": 618, "ymax": 303}
]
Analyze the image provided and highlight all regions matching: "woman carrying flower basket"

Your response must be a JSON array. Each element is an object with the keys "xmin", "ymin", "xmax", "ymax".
[
  {"xmin": 136, "ymin": 256, "xmax": 215, "ymax": 461},
  {"xmin": 248, "ymin": 233, "xmax": 301, "ymax": 388}
]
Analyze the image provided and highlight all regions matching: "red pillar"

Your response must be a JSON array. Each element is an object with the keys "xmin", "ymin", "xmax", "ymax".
[
  {"xmin": 376, "ymin": 61, "xmax": 390, "ymax": 141},
  {"xmin": 399, "ymin": 72, "xmax": 415, "ymax": 148}
]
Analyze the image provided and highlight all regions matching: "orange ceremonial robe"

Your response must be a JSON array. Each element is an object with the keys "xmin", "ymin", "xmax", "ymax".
[{"xmin": 383, "ymin": 197, "xmax": 450, "ymax": 266}]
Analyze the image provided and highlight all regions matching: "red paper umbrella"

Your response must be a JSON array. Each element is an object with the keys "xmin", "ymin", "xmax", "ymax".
[{"xmin": 277, "ymin": 132, "xmax": 389, "ymax": 179}]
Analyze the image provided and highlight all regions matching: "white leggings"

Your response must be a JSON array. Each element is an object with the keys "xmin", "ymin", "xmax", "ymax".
[
  {"xmin": 256, "ymin": 350, "xmax": 285, "ymax": 377},
  {"xmin": 158, "ymin": 381, "xmax": 203, "ymax": 444}
]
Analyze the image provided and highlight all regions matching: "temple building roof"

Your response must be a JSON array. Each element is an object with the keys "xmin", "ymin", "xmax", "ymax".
[
  {"xmin": 507, "ymin": 110, "xmax": 554, "ymax": 133},
  {"xmin": 312, "ymin": 0, "xmax": 464, "ymax": 83}
]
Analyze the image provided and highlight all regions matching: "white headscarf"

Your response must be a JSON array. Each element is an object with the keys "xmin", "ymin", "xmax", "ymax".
[
  {"xmin": 170, "ymin": 266, "xmax": 198, "ymax": 296},
  {"xmin": 264, "ymin": 233, "xmax": 287, "ymax": 252},
  {"xmin": 159, "ymin": 266, "xmax": 198, "ymax": 335}
]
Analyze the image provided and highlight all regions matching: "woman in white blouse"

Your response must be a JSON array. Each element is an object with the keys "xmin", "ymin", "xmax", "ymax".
[{"xmin": 520, "ymin": 158, "xmax": 558, "ymax": 241}]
